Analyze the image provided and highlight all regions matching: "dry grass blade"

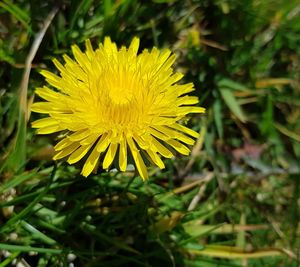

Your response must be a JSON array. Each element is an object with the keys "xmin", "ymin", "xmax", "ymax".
[
  {"xmin": 188, "ymin": 172, "xmax": 213, "ymax": 211},
  {"xmin": 19, "ymin": 6, "xmax": 59, "ymax": 120},
  {"xmin": 187, "ymin": 245, "xmax": 295, "ymax": 259}
]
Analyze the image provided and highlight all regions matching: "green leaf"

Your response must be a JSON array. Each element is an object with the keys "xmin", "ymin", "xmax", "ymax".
[
  {"xmin": 20, "ymin": 221, "xmax": 57, "ymax": 245},
  {"xmin": 2, "ymin": 110, "xmax": 27, "ymax": 174},
  {"xmin": 0, "ymin": 0, "xmax": 31, "ymax": 32},
  {"xmin": 0, "ymin": 243, "xmax": 62, "ymax": 254},
  {"xmin": 219, "ymin": 88, "xmax": 247, "ymax": 122},
  {"xmin": 0, "ymin": 251, "xmax": 20, "ymax": 267},
  {"xmin": 218, "ymin": 78, "xmax": 249, "ymax": 91},
  {"xmin": 0, "ymin": 171, "xmax": 36, "ymax": 195},
  {"xmin": 213, "ymin": 99, "xmax": 223, "ymax": 139}
]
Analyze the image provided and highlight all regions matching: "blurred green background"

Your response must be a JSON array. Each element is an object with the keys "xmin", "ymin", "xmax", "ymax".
[{"xmin": 0, "ymin": 0, "xmax": 300, "ymax": 266}]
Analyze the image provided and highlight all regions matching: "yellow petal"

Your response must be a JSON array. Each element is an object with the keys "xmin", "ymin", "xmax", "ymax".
[
  {"xmin": 31, "ymin": 102, "xmax": 53, "ymax": 113},
  {"xmin": 35, "ymin": 86, "xmax": 61, "ymax": 101},
  {"xmin": 169, "ymin": 123, "xmax": 200, "ymax": 138},
  {"xmin": 119, "ymin": 138, "xmax": 127, "ymax": 171},
  {"xmin": 149, "ymin": 127, "xmax": 168, "ymax": 141},
  {"xmin": 169, "ymin": 72, "xmax": 184, "ymax": 84},
  {"xmin": 103, "ymin": 37, "xmax": 117, "ymax": 55},
  {"xmin": 147, "ymin": 150, "xmax": 165, "ymax": 169},
  {"xmin": 175, "ymin": 83, "xmax": 194, "ymax": 96},
  {"xmin": 52, "ymin": 58, "xmax": 66, "ymax": 74},
  {"xmin": 129, "ymin": 37, "xmax": 140, "ymax": 55},
  {"xmin": 177, "ymin": 106, "xmax": 206, "ymax": 115},
  {"xmin": 157, "ymin": 49, "xmax": 171, "ymax": 66},
  {"xmin": 151, "ymin": 138, "xmax": 173, "ymax": 158},
  {"xmin": 153, "ymin": 125, "xmax": 195, "ymax": 145},
  {"xmin": 85, "ymin": 39, "xmax": 95, "ymax": 60},
  {"xmin": 72, "ymin": 44, "xmax": 90, "ymax": 70},
  {"xmin": 133, "ymin": 134, "xmax": 150, "ymax": 149},
  {"xmin": 32, "ymin": 117, "xmax": 58, "ymax": 128},
  {"xmin": 153, "ymin": 125, "xmax": 176, "ymax": 138},
  {"xmin": 40, "ymin": 70, "xmax": 61, "ymax": 82},
  {"xmin": 177, "ymin": 96, "xmax": 199, "ymax": 106},
  {"xmin": 174, "ymin": 132, "xmax": 195, "ymax": 145},
  {"xmin": 81, "ymin": 144, "xmax": 100, "ymax": 177},
  {"xmin": 31, "ymin": 102, "xmax": 68, "ymax": 113},
  {"xmin": 40, "ymin": 70, "xmax": 63, "ymax": 90},
  {"xmin": 161, "ymin": 54, "xmax": 176, "ymax": 71},
  {"xmin": 67, "ymin": 143, "xmax": 95, "ymax": 164},
  {"xmin": 96, "ymin": 132, "xmax": 111, "ymax": 152},
  {"xmin": 80, "ymin": 133, "xmax": 100, "ymax": 145},
  {"xmin": 37, "ymin": 125, "xmax": 63, "ymax": 134},
  {"xmin": 68, "ymin": 129, "xmax": 91, "ymax": 142},
  {"xmin": 127, "ymin": 136, "xmax": 148, "ymax": 180},
  {"xmin": 103, "ymin": 143, "xmax": 118, "ymax": 169},
  {"xmin": 167, "ymin": 139, "xmax": 190, "ymax": 155},
  {"xmin": 53, "ymin": 142, "xmax": 80, "ymax": 160},
  {"xmin": 54, "ymin": 137, "xmax": 73, "ymax": 151}
]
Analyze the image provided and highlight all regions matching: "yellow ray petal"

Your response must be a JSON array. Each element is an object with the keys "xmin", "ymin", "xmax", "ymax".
[
  {"xmin": 79, "ymin": 132, "xmax": 113, "ymax": 176},
  {"xmin": 85, "ymin": 39, "xmax": 95, "ymax": 60},
  {"xmin": 103, "ymin": 143, "xmax": 118, "ymax": 169},
  {"xmin": 167, "ymin": 139, "xmax": 190, "ymax": 155},
  {"xmin": 52, "ymin": 58, "xmax": 66, "ymax": 74},
  {"xmin": 161, "ymin": 54, "xmax": 176, "ymax": 71},
  {"xmin": 147, "ymin": 150, "xmax": 165, "ymax": 169},
  {"xmin": 31, "ymin": 102, "xmax": 53, "ymax": 113},
  {"xmin": 80, "ymin": 133, "xmax": 100, "ymax": 145},
  {"xmin": 63, "ymin": 54, "xmax": 76, "ymax": 67},
  {"xmin": 127, "ymin": 136, "xmax": 148, "ymax": 180},
  {"xmin": 129, "ymin": 37, "xmax": 140, "ymax": 55},
  {"xmin": 37, "ymin": 125, "xmax": 64, "ymax": 134},
  {"xmin": 119, "ymin": 138, "xmax": 127, "ymax": 171},
  {"xmin": 96, "ymin": 132, "xmax": 112, "ymax": 152},
  {"xmin": 151, "ymin": 137, "xmax": 173, "ymax": 158},
  {"xmin": 175, "ymin": 83, "xmax": 195, "ymax": 97},
  {"xmin": 72, "ymin": 44, "xmax": 90, "ymax": 70},
  {"xmin": 54, "ymin": 137, "xmax": 73, "ymax": 151},
  {"xmin": 40, "ymin": 70, "xmax": 63, "ymax": 90},
  {"xmin": 157, "ymin": 49, "xmax": 172, "ymax": 66},
  {"xmin": 68, "ymin": 129, "xmax": 91, "ymax": 142},
  {"xmin": 133, "ymin": 134, "xmax": 151, "ymax": 149},
  {"xmin": 169, "ymin": 123, "xmax": 200, "ymax": 138},
  {"xmin": 32, "ymin": 117, "xmax": 58, "ymax": 128},
  {"xmin": 177, "ymin": 96, "xmax": 199, "ymax": 106},
  {"xmin": 152, "ymin": 125, "xmax": 176, "ymax": 138},
  {"xmin": 53, "ymin": 142, "xmax": 80, "ymax": 160},
  {"xmin": 40, "ymin": 70, "xmax": 61, "ymax": 82},
  {"xmin": 149, "ymin": 127, "xmax": 169, "ymax": 141},
  {"xmin": 67, "ymin": 143, "xmax": 94, "ymax": 164},
  {"xmin": 176, "ymin": 133, "xmax": 195, "ymax": 145},
  {"xmin": 169, "ymin": 72, "xmax": 184, "ymax": 84},
  {"xmin": 153, "ymin": 125, "xmax": 195, "ymax": 145},
  {"xmin": 81, "ymin": 144, "xmax": 101, "ymax": 177},
  {"xmin": 177, "ymin": 106, "xmax": 206, "ymax": 115},
  {"xmin": 31, "ymin": 102, "xmax": 68, "ymax": 113},
  {"xmin": 35, "ymin": 86, "xmax": 61, "ymax": 101},
  {"xmin": 103, "ymin": 37, "xmax": 117, "ymax": 55}
]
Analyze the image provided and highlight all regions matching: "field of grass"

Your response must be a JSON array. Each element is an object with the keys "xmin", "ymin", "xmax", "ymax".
[{"xmin": 0, "ymin": 0, "xmax": 300, "ymax": 266}]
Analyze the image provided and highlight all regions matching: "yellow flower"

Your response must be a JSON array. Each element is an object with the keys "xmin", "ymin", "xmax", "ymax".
[{"xmin": 31, "ymin": 37, "xmax": 205, "ymax": 180}]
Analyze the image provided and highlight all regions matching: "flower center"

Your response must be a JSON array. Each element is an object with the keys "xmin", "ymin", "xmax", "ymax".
[{"xmin": 109, "ymin": 85, "xmax": 133, "ymax": 105}]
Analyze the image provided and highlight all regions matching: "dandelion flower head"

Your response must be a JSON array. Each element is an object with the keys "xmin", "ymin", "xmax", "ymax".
[{"xmin": 31, "ymin": 37, "xmax": 205, "ymax": 180}]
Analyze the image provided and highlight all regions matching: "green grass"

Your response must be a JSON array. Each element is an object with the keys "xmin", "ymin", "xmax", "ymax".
[{"xmin": 1, "ymin": 0, "xmax": 300, "ymax": 266}]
